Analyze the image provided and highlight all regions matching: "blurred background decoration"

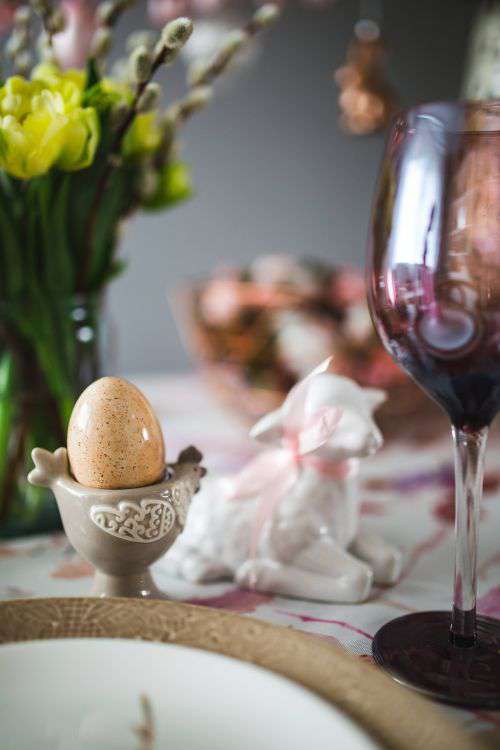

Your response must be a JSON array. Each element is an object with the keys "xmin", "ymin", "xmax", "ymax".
[
  {"xmin": 176, "ymin": 255, "xmax": 443, "ymax": 439},
  {"xmin": 334, "ymin": 1, "xmax": 398, "ymax": 136}
]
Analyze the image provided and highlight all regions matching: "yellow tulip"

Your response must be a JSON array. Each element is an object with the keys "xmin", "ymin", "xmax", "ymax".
[
  {"xmin": 0, "ymin": 70, "xmax": 98, "ymax": 179},
  {"xmin": 122, "ymin": 112, "xmax": 162, "ymax": 158},
  {"xmin": 57, "ymin": 107, "xmax": 99, "ymax": 172},
  {"xmin": 32, "ymin": 62, "xmax": 86, "ymax": 98},
  {"xmin": 101, "ymin": 78, "xmax": 134, "ymax": 105},
  {"xmin": 0, "ymin": 76, "xmax": 36, "ymax": 120}
]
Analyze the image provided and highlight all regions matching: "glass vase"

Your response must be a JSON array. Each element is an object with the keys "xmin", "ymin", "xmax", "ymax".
[{"xmin": 0, "ymin": 293, "xmax": 108, "ymax": 538}]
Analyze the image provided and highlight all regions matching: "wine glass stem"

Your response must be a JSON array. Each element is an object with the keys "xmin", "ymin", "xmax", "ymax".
[{"xmin": 450, "ymin": 425, "xmax": 488, "ymax": 647}]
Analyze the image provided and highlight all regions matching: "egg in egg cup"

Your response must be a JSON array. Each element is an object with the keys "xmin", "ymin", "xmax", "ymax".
[
  {"xmin": 28, "ymin": 376, "xmax": 205, "ymax": 599},
  {"xmin": 29, "ymin": 445, "xmax": 205, "ymax": 598}
]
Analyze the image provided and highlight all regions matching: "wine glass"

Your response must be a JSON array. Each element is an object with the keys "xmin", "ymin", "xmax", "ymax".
[{"xmin": 367, "ymin": 101, "xmax": 500, "ymax": 708}]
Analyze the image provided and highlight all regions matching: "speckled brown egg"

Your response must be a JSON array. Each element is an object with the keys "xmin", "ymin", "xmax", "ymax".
[{"xmin": 67, "ymin": 377, "xmax": 166, "ymax": 489}]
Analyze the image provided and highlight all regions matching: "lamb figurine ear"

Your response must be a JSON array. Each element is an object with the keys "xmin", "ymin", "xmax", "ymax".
[
  {"xmin": 250, "ymin": 407, "xmax": 284, "ymax": 445},
  {"xmin": 363, "ymin": 387, "xmax": 387, "ymax": 412}
]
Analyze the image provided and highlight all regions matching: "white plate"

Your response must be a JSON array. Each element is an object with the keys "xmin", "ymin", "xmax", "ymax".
[{"xmin": 0, "ymin": 638, "xmax": 379, "ymax": 750}]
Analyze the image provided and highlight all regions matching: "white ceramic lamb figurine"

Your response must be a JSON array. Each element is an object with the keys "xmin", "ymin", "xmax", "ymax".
[{"xmin": 164, "ymin": 358, "xmax": 403, "ymax": 602}]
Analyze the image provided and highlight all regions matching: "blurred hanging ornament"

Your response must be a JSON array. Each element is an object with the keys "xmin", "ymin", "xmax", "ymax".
[
  {"xmin": 334, "ymin": 16, "xmax": 398, "ymax": 136},
  {"xmin": 52, "ymin": 0, "xmax": 97, "ymax": 68}
]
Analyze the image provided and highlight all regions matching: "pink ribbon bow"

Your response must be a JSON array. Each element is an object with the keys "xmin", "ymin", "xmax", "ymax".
[{"xmin": 227, "ymin": 358, "xmax": 354, "ymax": 566}]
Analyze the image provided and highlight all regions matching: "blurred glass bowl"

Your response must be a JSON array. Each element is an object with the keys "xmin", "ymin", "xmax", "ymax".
[{"xmin": 174, "ymin": 256, "xmax": 445, "ymax": 442}]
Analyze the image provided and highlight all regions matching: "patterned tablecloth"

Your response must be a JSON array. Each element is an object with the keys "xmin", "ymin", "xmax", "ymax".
[{"xmin": 1, "ymin": 374, "xmax": 500, "ymax": 745}]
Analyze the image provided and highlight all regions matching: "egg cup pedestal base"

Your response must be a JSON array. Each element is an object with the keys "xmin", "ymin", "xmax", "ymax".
[
  {"xmin": 28, "ymin": 446, "xmax": 206, "ymax": 601},
  {"xmin": 91, "ymin": 570, "xmax": 168, "ymax": 599}
]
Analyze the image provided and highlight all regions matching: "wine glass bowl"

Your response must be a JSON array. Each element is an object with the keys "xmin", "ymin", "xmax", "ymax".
[
  {"xmin": 369, "ymin": 102, "xmax": 500, "ymax": 431},
  {"xmin": 367, "ymin": 101, "xmax": 500, "ymax": 707}
]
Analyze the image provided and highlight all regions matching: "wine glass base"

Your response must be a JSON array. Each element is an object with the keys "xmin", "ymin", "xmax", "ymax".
[{"xmin": 372, "ymin": 611, "xmax": 500, "ymax": 709}]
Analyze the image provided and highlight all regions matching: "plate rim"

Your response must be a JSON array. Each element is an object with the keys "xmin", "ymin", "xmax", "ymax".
[{"xmin": 0, "ymin": 597, "xmax": 477, "ymax": 750}]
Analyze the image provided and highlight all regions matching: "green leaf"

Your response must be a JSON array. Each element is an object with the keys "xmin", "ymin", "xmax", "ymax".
[
  {"xmin": 83, "ymin": 83, "xmax": 123, "ymax": 113},
  {"xmin": 46, "ymin": 174, "xmax": 73, "ymax": 291},
  {"xmin": 0, "ymin": 352, "xmax": 15, "ymax": 487},
  {"xmin": 85, "ymin": 58, "xmax": 101, "ymax": 90},
  {"xmin": 0, "ymin": 130, "xmax": 8, "ymax": 160},
  {"xmin": 101, "ymin": 258, "xmax": 127, "ymax": 284},
  {"xmin": 141, "ymin": 162, "xmax": 192, "ymax": 211},
  {"xmin": 0, "ymin": 181, "xmax": 23, "ymax": 297},
  {"xmin": 17, "ymin": 307, "xmax": 75, "ymax": 425},
  {"xmin": 87, "ymin": 166, "xmax": 134, "ymax": 288},
  {"xmin": 64, "ymin": 119, "xmax": 128, "ymax": 287}
]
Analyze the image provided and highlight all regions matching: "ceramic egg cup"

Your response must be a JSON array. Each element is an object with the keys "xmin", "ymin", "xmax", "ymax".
[{"xmin": 29, "ymin": 446, "xmax": 206, "ymax": 599}]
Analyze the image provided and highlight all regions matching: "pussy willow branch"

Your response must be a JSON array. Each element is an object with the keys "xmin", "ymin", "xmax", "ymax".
[
  {"xmin": 31, "ymin": 0, "xmax": 56, "ymax": 46},
  {"xmin": 160, "ymin": 8, "xmax": 278, "ymax": 161},
  {"xmin": 40, "ymin": 11, "xmax": 54, "ymax": 45},
  {"xmin": 94, "ymin": 0, "xmax": 134, "ymax": 30},
  {"xmin": 77, "ymin": 46, "xmax": 169, "ymax": 292},
  {"xmin": 191, "ymin": 15, "xmax": 266, "ymax": 87}
]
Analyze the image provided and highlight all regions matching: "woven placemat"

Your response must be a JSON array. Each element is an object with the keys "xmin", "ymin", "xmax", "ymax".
[{"xmin": 0, "ymin": 597, "xmax": 482, "ymax": 750}]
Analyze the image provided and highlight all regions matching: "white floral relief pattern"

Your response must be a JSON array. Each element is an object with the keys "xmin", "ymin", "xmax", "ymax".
[
  {"xmin": 165, "ymin": 485, "xmax": 190, "ymax": 526},
  {"xmin": 89, "ymin": 498, "xmax": 176, "ymax": 543}
]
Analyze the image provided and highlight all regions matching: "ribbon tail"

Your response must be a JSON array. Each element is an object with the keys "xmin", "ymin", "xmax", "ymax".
[
  {"xmin": 228, "ymin": 449, "xmax": 290, "ymax": 500},
  {"xmin": 248, "ymin": 464, "xmax": 298, "ymax": 568}
]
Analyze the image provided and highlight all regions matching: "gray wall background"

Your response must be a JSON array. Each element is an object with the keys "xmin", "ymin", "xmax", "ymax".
[{"xmin": 109, "ymin": 0, "xmax": 475, "ymax": 374}]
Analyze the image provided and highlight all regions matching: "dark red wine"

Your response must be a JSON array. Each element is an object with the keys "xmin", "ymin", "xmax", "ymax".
[{"xmin": 369, "ymin": 263, "xmax": 500, "ymax": 430}]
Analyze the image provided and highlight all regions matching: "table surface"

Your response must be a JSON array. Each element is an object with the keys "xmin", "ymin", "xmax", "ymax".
[{"xmin": 1, "ymin": 374, "xmax": 500, "ymax": 746}]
